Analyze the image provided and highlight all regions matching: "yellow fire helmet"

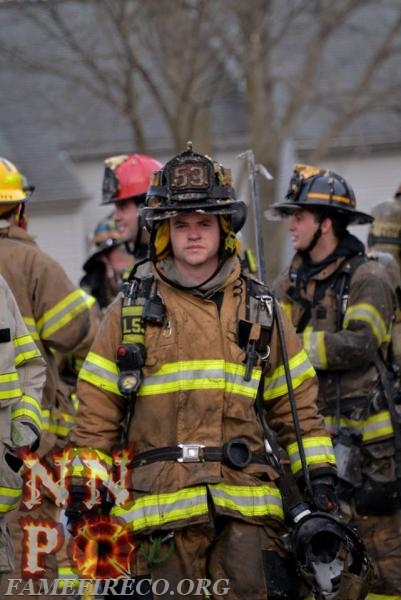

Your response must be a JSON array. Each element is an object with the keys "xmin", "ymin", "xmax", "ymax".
[{"xmin": 0, "ymin": 157, "xmax": 33, "ymax": 210}]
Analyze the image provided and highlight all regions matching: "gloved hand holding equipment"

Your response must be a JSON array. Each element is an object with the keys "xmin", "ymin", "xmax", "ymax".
[
  {"xmin": 310, "ymin": 474, "xmax": 339, "ymax": 514},
  {"xmin": 272, "ymin": 299, "xmax": 371, "ymax": 598}
]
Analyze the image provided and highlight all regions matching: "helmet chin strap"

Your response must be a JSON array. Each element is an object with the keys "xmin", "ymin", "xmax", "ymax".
[{"xmin": 304, "ymin": 223, "xmax": 322, "ymax": 255}]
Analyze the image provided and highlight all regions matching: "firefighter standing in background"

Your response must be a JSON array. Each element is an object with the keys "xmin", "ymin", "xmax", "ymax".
[
  {"xmin": 80, "ymin": 214, "xmax": 134, "ymax": 310},
  {"xmin": 367, "ymin": 182, "xmax": 401, "ymax": 373},
  {"xmin": 101, "ymin": 153, "xmax": 162, "ymax": 257},
  {"xmin": 0, "ymin": 275, "xmax": 46, "ymax": 587},
  {"xmin": 269, "ymin": 164, "xmax": 401, "ymax": 598},
  {"xmin": 0, "ymin": 156, "xmax": 96, "ymax": 599},
  {"xmin": 367, "ymin": 183, "xmax": 401, "ymax": 272},
  {"xmin": 66, "ymin": 146, "xmax": 341, "ymax": 599}
]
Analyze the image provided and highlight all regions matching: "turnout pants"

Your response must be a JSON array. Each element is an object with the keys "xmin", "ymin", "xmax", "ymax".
[
  {"xmin": 103, "ymin": 518, "xmax": 301, "ymax": 600},
  {"xmin": 353, "ymin": 510, "xmax": 401, "ymax": 598},
  {"xmin": 0, "ymin": 497, "xmax": 73, "ymax": 599}
]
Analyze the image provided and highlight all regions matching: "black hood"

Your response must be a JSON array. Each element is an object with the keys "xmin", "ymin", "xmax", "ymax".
[{"xmin": 300, "ymin": 232, "xmax": 365, "ymax": 279}]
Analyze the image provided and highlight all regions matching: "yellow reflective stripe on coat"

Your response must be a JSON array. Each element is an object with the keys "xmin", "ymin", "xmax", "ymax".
[
  {"xmin": 367, "ymin": 595, "xmax": 401, "ymax": 599},
  {"xmin": 36, "ymin": 289, "xmax": 94, "ymax": 339},
  {"xmin": 263, "ymin": 348, "xmax": 316, "ymax": 401},
  {"xmin": 11, "ymin": 394, "xmax": 42, "ymax": 431},
  {"xmin": 287, "ymin": 436, "xmax": 336, "ymax": 475},
  {"xmin": 0, "ymin": 485, "xmax": 22, "ymax": 514},
  {"xmin": 344, "ymin": 302, "xmax": 387, "ymax": 345},
  {"xmin": 81, "ymin": 354, "xmax": 313, "ymax": 403},
  {"xmin": 0, "ymin": 371, "xmax": 22, "ymax": 402},
  {"xmin": 137, "ymin": 360, "xmax": 259, "ymax": 398},
  {"xmin": 325, "ymin": 409, "xmax": 394, "ymax": 443},
  {"xmin": 278, "ymin": 300, "xmax": 293, "ymax": 321},
  {"xmin": 300, "ymin": 328, "xmax": 327, "ymax": 369},
  {"xmin": 112, "ymin": 483, "xmax": 284, "ymax": 532},
  {"xmin": 208, "ymin": 482, "xmax": 283, "ymax": 519},
  {"xmin": 13, "ymin": 333, "xmax": 41, "ymax": 365},
  {"xmin": 41, "ymin": 409, "xmax": 76, "ymax": 439},
  {"xmin": 73, "ymin": 356, "xmax": 84, "ymax": 373},
  {"xmin": 79, "ymin": 351, "xmax": 120, "ymax": 395},
  {"xmin": 63, "ymin": 447, "xmax": 112, "ymax": 479},
  {"xmin": 112, "ymin": 485, "xmax": 208, "ymax": 531},
  {"xmin": 23, "ymin": 316, "xmax": 40, "ymax": 342},
  {"xmin": 71, "ymin": 391, "xmax": 79, "ymax": 413}
]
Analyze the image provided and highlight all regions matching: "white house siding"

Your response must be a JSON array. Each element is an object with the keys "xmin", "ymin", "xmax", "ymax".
[
  {"xmin": 28, "ymin": 200, "xmax": 88, "ymax": 287},
  {"xmin": 319, "ymin": 153, "xmax": 401, "ymax": 247},
  {"xmin": 27, "ymin": 160, "xmax": 110, "ymax": 286}
]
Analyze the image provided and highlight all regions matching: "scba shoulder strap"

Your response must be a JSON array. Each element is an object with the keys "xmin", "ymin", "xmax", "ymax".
[
  {"xmin": 333, "ymin": 253, "xmax": 367, "ymax": 330},
  {"xmin": 239, "ymin": 275, "xmax": 275, "ymax": 381},
  {"xmin": 117, "ymin": 262, "xmax": 165, "ymax": 398},
  {"xmin": 287, "ymin": 253, "xmax": 367, "ymax": 334}
]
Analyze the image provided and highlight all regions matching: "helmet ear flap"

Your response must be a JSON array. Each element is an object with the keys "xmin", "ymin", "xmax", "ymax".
[{"xmin": 231, "ymin": 201, "xmax": 247, "ymax": 233}]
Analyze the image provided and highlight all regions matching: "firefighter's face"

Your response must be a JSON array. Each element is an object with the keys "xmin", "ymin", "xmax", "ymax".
[
  {"xmin": 288, "ymin": 209, "xmax": 319, "ymax": 251},
  {"xmin": 113, "ymin": 199, "xmax": 139, "ymax": 242},
  {"xmin": 169, "ymin": 211, "xmax": 220, "ymax": 281}
]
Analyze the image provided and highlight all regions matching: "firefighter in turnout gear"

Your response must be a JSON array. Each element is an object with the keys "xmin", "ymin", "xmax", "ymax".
[
  {"xmin": 270, "ymin": 164, "xmax": 401, "ymax": 598},
  {"xmin": 367, "ymin": 183, "xmax": 401, "ymax": 374},
  {"xmin": 0, "ymin": 156, "xmax": 96, "ymax": 598},
  {"xmin": 68, "ymin": 145, "xmax": 339, "ymax": 599},
  {"xmin": 80, "ymin": 214, "xmax": 134, "ymax": 310},
  {"xmin": 0, "ymin": 275, "xmax": 46, "ymax": 585},
  {"xmin": 101, "ymin": 153, "xmax": 162, "ymax": 258},
  {"xmin": 367, "ymin": 183, "xmax": 401, "ymax": 273}
]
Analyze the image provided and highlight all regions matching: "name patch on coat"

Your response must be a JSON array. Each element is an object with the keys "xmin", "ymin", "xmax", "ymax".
[{"xmin": 0, "ymin": 328, "xmax": 11, "ymax": 343}]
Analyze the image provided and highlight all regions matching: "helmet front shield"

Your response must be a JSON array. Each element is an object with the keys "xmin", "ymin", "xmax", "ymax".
[{"xmin": 143, "ymin": 144, "xmax": 246, "ymax": 233}]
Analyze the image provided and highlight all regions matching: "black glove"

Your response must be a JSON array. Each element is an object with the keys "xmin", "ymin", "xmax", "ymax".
[
  {"xmin": 65, "ymin": 484, "xmax": 113, "ymax": 534},
  {"xmin": 310, "ymin": 475, "xmax": 339, "ymax": 513}
]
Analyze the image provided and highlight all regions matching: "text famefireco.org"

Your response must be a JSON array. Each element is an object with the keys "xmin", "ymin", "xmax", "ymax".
[{"xmin": 4, "ymin": 578, "xmax": 231, "ymax": 596}]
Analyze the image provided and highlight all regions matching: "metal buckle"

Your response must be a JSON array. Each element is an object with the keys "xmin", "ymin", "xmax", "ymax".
[
  {"xmin": 258, "ymin": 294, "xmax": 273, "ymax": 317},
  {"xmin": 177, "ymin": 444, "xmax": 205, "ymax": 462}
]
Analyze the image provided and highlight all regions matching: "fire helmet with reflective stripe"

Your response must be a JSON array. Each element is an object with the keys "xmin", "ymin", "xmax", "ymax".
[
  {"xmin": 367, "ymin": 183, "xmax": 401, "ymax": 270},
  {"xmin": 292, "ymin": 512, "xmax": 372, "ymax": 599},
  {"xmin": 102, "ymin": 154, "xmax": 162, "ymax": 205},
  {"xmin": 268, "ymin": 164, "xmax": 372, "ymax": 225},
  {"xmin": 0, "ymin": 157, "xmax": 34, "ymax": 212},
  {"xmin": 83, "ymin": 214, "xmax": 124, "ymax": 271},
  {"xmin": 142, "ymin": 142, "xmax": 247, "ymax": 233}
]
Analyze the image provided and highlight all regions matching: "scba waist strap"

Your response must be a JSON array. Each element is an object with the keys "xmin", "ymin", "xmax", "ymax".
[{"xmin": 133, "ymin": 439, "xmax": 267, "ymax": 470}]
